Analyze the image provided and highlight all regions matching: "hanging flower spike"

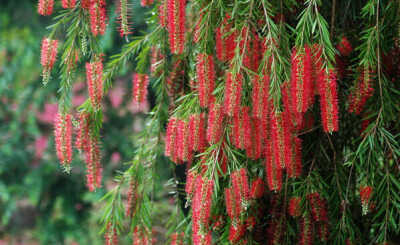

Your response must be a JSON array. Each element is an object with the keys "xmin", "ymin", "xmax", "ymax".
[
  {"xmin": 54, "ymin": 113, "xmax": 73, "ymax": 170},
  {"xmin": 232, "ymin": 106, "xmax": 251, "ymax": 149},
  {"xmin": 89, "ymin": 0, "xmax": 107, "ymax": 36},
  {"xmin": 192, "ymin": 176, "xmax": 214, "ymax": 245},
  {"xmin": 38, "ymin": 0, "xmax": 54, "ymax": 16},
  {"xmin": 290, "ymin": 46, "xmax": 314, "ymax": 113},
  {"xmin": 231, "ymin": 168, "xmax": 250, "ymax": 210},
  {"xmin": 188, "ymin": 113, "xmax": 207, "ymax": 152},
  {"xmin": 249, "ymin": 178, "xmax": 265, "ymax": 199},
  {"xmin": 348, "ymin": 66, "xmax": 373, "ymax": 115},
  {"xmin": 86, "ymin": 60, "xmax": 104, "ymax": 111},
  {"xmin": 176, "ymin": 119, "xmax": 191, "ymax": 162},
  {"xmin": 266, "ymin": 197, "xmax": 285, "ymax": 244},
  {"xmin": 158, "ymin": 0, "xmax": 168, "ymax": 28},
  {"xmin": 126, "ymin": 178, "xmax": 138, "ymax": 218},
  {"xmin": 307, "ymin": 192, "xmax": 329, "ymax": 240},
  {"xmin": 298, "ymin": 214, "xmax": 313, "ymax": 245},
  {"xmin": 288, "ymin": 135, "xmax": 302, "ymax": 178},
  {"xmin": 288, "ymin": 197, "xmax": 301, "ymax": 217},
  {"xmin": 265, "ymin": 136, "xmax": 282, "ymax": 192},
  {"xmin": 167, "ymin": 0, "xmax": 186, "ymax": 54},
  {"xmin": 40, "ymin": 37, "xmax": 58, "ymax": 85},
  {"xmin": 215, "ymin": 15, "xmax": 236, "ymax": 62},
  {"xmin": 225, "ymin": 187, "xmax": 239, "ymax": 220},
  {"xmin": 337, "ymin": 37, "xmax": 353, "ymax": 57},
  {"xmin": 141, "ymin": 0, "xmax": 154, "ymax": 7},
  {"xmin": 85, "ymin": 135, "xmax": 102, "ymax": 191},
  {"xmin": 228, "ymin": 222, "xmax": 246, "ymax": 244},
  {"xmin": 246, "ymin": 117, "xmax": 264, "ymax": 159},
  {"xmin": 360, "ymin": 185, "xmax": 373, "ymax": 215},
  {"xmin": 132, "ymin": 73, "xmax": 149, "ymax": 104},
  {"xmin": 61, "ymin": 0, "xmax": 76, "ymax": 9},
  {"xmin": 165, "ymin": 117, "xmax": 178, "ymax": 159},
  {"xmin": 104, "ymin": 221, "xmax": 118, "ymax": 245},
  {"xmin": 171, "ymin": 232, "xmax": 185, "ymax": 245},
  {"xmin": 252, "ymin": 74, "xmax": 271, "ymax": 119},
  {"xmin": 133, "ymin": 226, "xmax": 154, "ymax": 245},
  {"xmin": 196, "ymin": 53, "xmax": 215, "ymax": 107},
  {"xmin": 319, "ymin": 69, "xmax": 339, "ymax": 133},
  {"xmin": 116, "ymin": 0, "xmax": 133, "ymax": 38},
  {"xmin": 75, "ymin": 112, "xmax": 90, "ymax": 152},
  {"xmin": 239, "ymin": 29, "xmax": 261, "ymax": 72},
  {"xmin": 206, "ymin": 101, "xmax": 225, "ymax": 145},
  {"xmin": 271, "ymin": 111, "xmax": 290, "ymax": 170},
  {"xmin": 150, "ymin": 46, "xmax": 164, "ymax": 76},
  {"xmin": 185, "ymin": 170, "xmax": 197, "ymax": 205},
  {"xmin": 224, "ymin": 71, "xmax": 243, "ymax": 116}
]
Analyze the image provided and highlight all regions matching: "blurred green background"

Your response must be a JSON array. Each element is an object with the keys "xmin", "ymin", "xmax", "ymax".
[{"xmin": 0, "ymin": 1, "xmax": 172, "ymax": 244}]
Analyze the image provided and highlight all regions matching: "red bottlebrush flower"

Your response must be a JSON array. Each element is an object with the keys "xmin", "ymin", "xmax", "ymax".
[
  {"xmin": 167, "ymin": 0, "xmax": 186, "ymax": 54},
  {"xmin": 158, "ymin": 0, "xmax": 168, "ymax": 28},
  {"xmin": 192, "ymin": 176, "xmax": 214, "ymax": 245},
  {"xmin": 170, "ymin": 232, "xmax": 185, "ymax": 245},
  {"xmin": 211, "ymin": 215, "xmax": 224, "ymax": 231},
  {"xmin": 104, "ymin": 222, "xmax": 118, "ymax": 245},
  {"xmin": 132, "ymin": 226, "xmax": 154, "ymax": 245},
  {"xmin": 249, "ymin": 178, "xmax": 264, "ymax": 199},
  {"xmin": 38, "ymin": 0, "xmax": 54, "ymax": 16},
  {"xmin": 360, "ymin": 185, "xmax": 373, "ymax": 215},
  {"xmin": 290, "ymin": 46, "xmax": 314, "ymax": 113},
  {"xmin": 270, "ymin": 111, "xmax": 290, "ymax": 170},
  {"xmin": 89, "ymin": 1, "xmax": 107, "ymax": 36},
  {"xmin": 225, "ymin": 187, "xmax": 239, "ymax": 219},
  {"xmin": 224, "ymin": 72, "xmax": 243, "ymax": 116},
  {"xmin": 289, "ymin": 197, "xmax": 301, "ymax": 217},
  {"xmin": 185, "ymin": 170, "xmax": 197, "ymax": 205},
  {"xmin": 62, "ymin": 0, "xmax": 76, "ymax": 9},
  {"xmin": 40, "ymin": 37, "xmax": 58, "ymax": 85},
  {"xmin": 206, "ymin": 102, "xmax": 225, "ymax": 144},
  {"xmin": 228, "ymin": 222, "xmax": 246, "ymax": 243},
  {"xmin": 75, "ymin": 112, "xmax": 90, "ymax": 152},
  {"xmin": 86, "ymin": 60, "xmax": 104, "ymax": 111},
  {"xmin": 166, "ymin": 58, "xmax": 185, "ymax": 99},
  {"xmin": 307, "ymin": 192, "xmax": 329, "ymax": 239},
  {"xmin": 141, "ymin": 0, "xmax": 154, "ymax": 7},
  {"xmin": 196, "ymin": 53, "xmax": 216, "ymax": 107},
  {"xmin": 232, "ymin": 106, "xmax": 251, "ymax": 149},
  {"xmin": 288, "ymin": 136, "xmax": 302, "ymax": 178},
  {"xmin": 298, "ymin": 215, "xmax": 314, "ymax": 245},
  {"xmin": 266, "ymin": 197, "xmax": 285, "ymax": 244},
  {"xmin": 246, "ymin": 117, "xmax": 264, "ymax": 160},
  {"xmin": 176, "ymin": 120, "xmax": 191, "ymax": 162},
  {"xmin": 215, "ymin": 16, "xmax": 236, "ymax": 62},
  {"xmin": 318, "ymin": 69, "xmax": 339, "ymax": 133},
  {"xmin": 360, "ymin": 117, "xmax": 370, "ymax": 138},
  {"xmin": 116, "ymin": 0, "xmax": 133, "ymax": 38},
  {"xmin": 126, "ymin": 179, "xmax": 138, "ymax": 218},
  {"xmin": 337, "ymin": 37, "xmax": 353, "ymax": 57},
  {"xmin": 252, "ymin": 74, "xmax": 272, "ymax": 120},
  {"xmin": 85, "ymin": 135, "xmax": 102, "ymax": 191},
  {"xmin": 132, "ymin": 73, "xmax": 149, "ymax": 104},
  {"xmin": 348, "ymin": 67, "xmax": 374, "ymax": 115},
  {"xmin": 81, "ymin": 0, "xmax": 90, "ymax": 9},
  {"xmin": 232, "ymin": 168, "xmax": 250, "ymax": 208},
  {"xmin": 165, "ymin": 117, "xmax": 178, "ymax": 158},
  {"xmin": 54, "ymin": 113, "xmax": 73, "ymax": 168},
  {"xmin": 265, "ymin": 137, "xmax": 282, "ymax": 192},
  {"xmin": 188, "ymin": 113, "xmax": 207, "ymax": 152}
]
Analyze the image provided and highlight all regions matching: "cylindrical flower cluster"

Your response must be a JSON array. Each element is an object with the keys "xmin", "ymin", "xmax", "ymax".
[
  {"xmin": 215, "ymin": 15, "xmax": 236, "ymax": 62},
  {"xmin": 196, "ymin": 53, "xmax": 215, "ymax": 107},
  {"xmin": 86, "ymin": 60, "xmax": 104, "ymax": 111},
  {"xmin": 38, "ymin": 0, "xmax": 54, "ymax": 16},
  {"xmin": 188, "ymin": 113, "xmax": 207, "ymax": 152},
  {"xmin": 232, "ymin": 106, "xmax": 251, "ymax": 149},
  {"xmin": 167, "ymin": 0, "xmax": 186, "ymax": 54},
  {"xmin": 89, "ymin": 0, "xmax": 107, "ymax": 36},
  {"xmin": 54, "ymin": 113, "xmax": 73, "ymax": 168},
  {"xmin": 85, "ymin": 135, "xmax": 102, "ymax": 191},
  {"xmin": 360, "ymin": 185, "xmax": 373, "ymax": 215},
  {"xmin": 116, "ymin": 0, "xmax": 133, "ymax": 38},
  {"xmin": 192, "ymin": 176, "xmax": 213, "ymax": 245},
  {"xmin": 224, "ymin": 72, "xmax": 243, "ymax": 116},
  {"xmin": 132, "ymin": 73, "xmax": 149, "ymax": 104},
  {"xmin": 40, "ymin": 37, "xmax": 58, "ymax": 85},
  {"xmin": 348, "ymin": 67, "xmax": 374, "ymax": 115},
  {"xmin": 206, "ymin": 102, "xmax": 225, "ymax": 144}
]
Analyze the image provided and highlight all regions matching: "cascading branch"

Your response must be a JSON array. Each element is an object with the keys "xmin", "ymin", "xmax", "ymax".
[{"xmin": 38, "ymin": 0, "xmax": 400, "ymax": 244}]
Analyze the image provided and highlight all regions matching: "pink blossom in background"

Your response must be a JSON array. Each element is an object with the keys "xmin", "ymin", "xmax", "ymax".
[
  {"xmin": 110, "ymin": 152, "xmax": 121, "ymax": 163},
  {"xmin": 128, "ymin": 99, "xmax": 149, "ymax": 113},
  {"xmin": 73, "ymin": 81, "xmax": 86, "ymax": 93},
  {"xmin": 108, "ymin": 86, "xmax": 126, "ymax": 108},
  {"xmin": 37, "ymin": 103, "xmax": 58, "ymax": 124},
  {"xmin": 72, "ymin": 94, "xmax": 86, "ymax": 108},
  {"xmin": 34, "ymin": 136, "xmax": 48, "ymax": 159}
]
